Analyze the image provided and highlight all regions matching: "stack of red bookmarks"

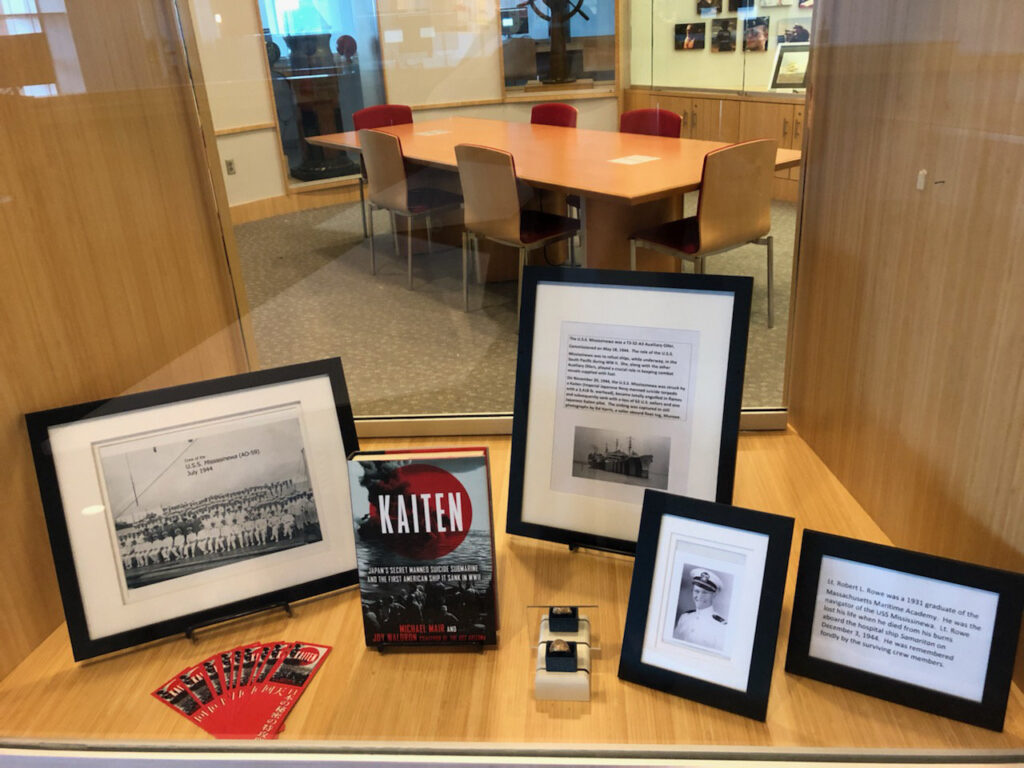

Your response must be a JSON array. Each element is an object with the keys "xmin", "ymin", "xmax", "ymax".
[{"xmin": 152, "ymin": 640, "xmax": 331, "ymax": 739}]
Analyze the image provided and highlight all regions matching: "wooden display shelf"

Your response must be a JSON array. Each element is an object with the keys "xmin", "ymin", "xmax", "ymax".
[{"xmin": 1, "ymin": 430, "xmax": 1022, "ymax": 753}]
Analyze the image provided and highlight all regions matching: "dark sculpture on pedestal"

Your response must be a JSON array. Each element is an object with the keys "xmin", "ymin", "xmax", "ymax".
[
  {"xmin": 278, "ymin": 33, "xmax": 358, "ymax": 181},
  {"xmin": 517, "ymin": 0, "xmax": 589, "ymax": 84}
]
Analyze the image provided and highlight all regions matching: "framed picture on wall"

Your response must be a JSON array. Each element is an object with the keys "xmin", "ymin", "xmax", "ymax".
[
  {"xmin": 770, "ymin": 42, "xmax": 810, "ymax": 89},
  {"xmin": 675, "ymin": 22, "xmax": 707, "ymax": 50},
  {"xmin": 710, "ymin": 19, "xmax": 737, "ymax": 52},
  {"xmin": 26, "ymin": 358, "xmax": 360, "ymax": 661},
  {"xmin": 742, "ymin": 17, "xmax": 771, "ymax": 52},
  {"xmin": 618, "ymin": 490, "xmax": 794, "ymax": 720},
  {"xmin": 786, "ymin": 530, "xmax": 1024, "ymax": 731},
  {"xmin": 777, "ymin": 17, "xmax": 812, "ymax": 43},
  {"xmin": 505, "ymin": 267, "xmax": 751, "ymax": 554},
  {"xmin": 697, "ymin": 0, "xmax": 722, "ymax": 17}
]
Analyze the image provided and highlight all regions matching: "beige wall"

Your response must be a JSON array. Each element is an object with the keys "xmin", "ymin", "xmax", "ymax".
[
  {"xmin": 790, "ymin": 2, "xmax": 1024, "ymax": 573},
  {"xmin": 0, "ymin": 0, "xmax": 249, "ymax": 679}
]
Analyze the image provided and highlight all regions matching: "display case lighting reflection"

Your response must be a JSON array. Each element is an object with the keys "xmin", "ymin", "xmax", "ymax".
[
  {"xmin": 214, "ymin": 13, "xmax": 222, "ymax": 24},
  {"xmin": 81, "ymin": 505, "xmax": 105, "ymax": 516}
]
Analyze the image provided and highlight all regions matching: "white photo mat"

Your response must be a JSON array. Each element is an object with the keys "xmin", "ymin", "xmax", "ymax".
[
  {"xmin": 641, "ymin": 514, "xmax": 769, "ymax": 691},
  {"xmin": 520, "ymin": 280, "xmax": 737, "ymax": 544},
  {"xmin": 46, "ymin": 374, "xmax": 356, "ymax": 642}
]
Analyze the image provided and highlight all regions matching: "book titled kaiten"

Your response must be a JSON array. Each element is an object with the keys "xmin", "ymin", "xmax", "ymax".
[{"xmin": 347, "ymin": 447, "xmax": 498, "ymax": 647}]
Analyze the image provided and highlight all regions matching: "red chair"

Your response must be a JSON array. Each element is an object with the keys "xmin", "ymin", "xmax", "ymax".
[
  {"xmin": 530, "ymin": 102, "xmax": 578, "ymax": 128},
  {"xmin": 619, "ymin": 108, "xmax": 682, "ymax": 138},
  {"xmin": 352, "ymin": 105, "xmax": 414, "ymax": 238}
]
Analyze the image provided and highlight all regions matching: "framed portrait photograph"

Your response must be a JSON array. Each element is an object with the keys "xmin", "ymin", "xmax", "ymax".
[
  {"xmin": 742, "ymin": 16, "xmax": 771, "ymax": 52},
  {"xmin": 618, "ymin": 491, "xmax": 793, "ymax": 720},
  {"xmin": 506, "ymin": 267, "xmax": 751, "ymax": 554},
  {"xmin": 675, "ymin": 22, "xmax": 706, "ymax": 51},
  {"xmin": 710, "ymin": 18, "xmax": 737, "ymax": 53},
  {"xmin": 786, "ymin": 530, "xmax": 1024, "ymax": 731},
  {"xmin": 26, "ymin": 358, "xmax": 360, "ymax": 661}
]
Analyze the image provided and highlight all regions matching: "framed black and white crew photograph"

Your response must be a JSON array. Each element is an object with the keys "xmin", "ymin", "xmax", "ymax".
[
  {"xmin": 618, "ymin": 491, "xmax": 793, "ymax": 720},
  {"xmin": 786, "ymin": 530, "xmax": 1024, "ymax": 731},
  {"xmin": 26, "ymin": 358, "xmax": 360, "ymax": 661},
  {"xmin": 506, "ymin": 267, "xmax": 751, "ymax": 554}
]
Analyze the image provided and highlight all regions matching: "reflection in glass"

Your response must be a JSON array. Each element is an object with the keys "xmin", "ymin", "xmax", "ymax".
[
  {"xmin": 500, "ymin": 0, "xmax": 615, "ymax": 89},
  {"xmin": 258, "ymin": 0, "xmax": 384, "ymax": 182}
]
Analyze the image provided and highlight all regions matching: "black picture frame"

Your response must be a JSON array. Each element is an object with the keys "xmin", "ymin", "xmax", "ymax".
[
  {"xmin": 26, "ymin": 358, "xmax": 360, "ymax": 661},
  {"xmin": 786, "ymin": 530, "xmax": 1024, "ymax": 731},
  {"xmin": 770, "ymin": 42, "xmax": 810, "ymax": 89},
  {"xmin": 618, "ymin": 491, "xmax": 794, "ymax": 720},
  {"xmin": 506, "ymin": 266, "xmax": 751, "ymax": 554}
]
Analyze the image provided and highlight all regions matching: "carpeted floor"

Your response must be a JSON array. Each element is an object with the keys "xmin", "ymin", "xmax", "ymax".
[{"xmin": 234, "ymin": 198, "xmax": 795, "ymax": 416}]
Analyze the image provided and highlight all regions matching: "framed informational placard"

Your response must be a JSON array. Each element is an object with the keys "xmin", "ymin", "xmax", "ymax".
[
  {"xmin": 786, "ymin": 530, "xmax": 1024, "ymax": 731},
  {"xmin": 25, "ymin": 358, "xmax": 360, "ymax": 661},
  {"xmin": 506, "ymin": 266, "xmax": 752, "ymax": 553},
  {"xmin": 618, "ymin": 490, "xmax": 793, "ymax": 720}
]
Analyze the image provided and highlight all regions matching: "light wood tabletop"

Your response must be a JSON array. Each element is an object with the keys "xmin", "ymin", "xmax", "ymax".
[
  {"xmin": 311, "ymin": 117, "xmax": 801, "ymax": 271},
  {"xmin": 1, "ymin": 430, "xmax": 1021, "ymax": 755},
  {"xmin": 311, "ymin": 117, "xmax": 801, "ymax": 205}
]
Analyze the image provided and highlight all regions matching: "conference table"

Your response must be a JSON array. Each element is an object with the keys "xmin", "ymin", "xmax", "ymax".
[{"xmin": 311, "ymin": 116, "xmax": 801, "ymax": 272}]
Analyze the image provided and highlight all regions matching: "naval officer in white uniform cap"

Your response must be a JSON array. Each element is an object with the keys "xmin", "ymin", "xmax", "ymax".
[{"xmin": 673, "ymin": 568, "xmax": 727, "ymax": 651}]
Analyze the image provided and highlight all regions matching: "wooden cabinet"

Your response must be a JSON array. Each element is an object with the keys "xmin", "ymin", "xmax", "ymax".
[
  {"xmin": 738, "ymin": 100, "xmax": 795, "ymax": 175},
  {"xmin": 621, "ymin": 88, "xmax": 803, "ymax": 199},
  {"xmin": 738, "ymin": 99, "xmax": 804, "ymax": 200},
  {"xmin": 690, "ymin": 96, "xmax": 740, "ymax": 142},
  {"xmin": 790, "ymin": 105, "xmax": 805, "ymax": 180},
  {"xmin": 625, "ymin": 90, "xmax": 739, "ymax": 141}
]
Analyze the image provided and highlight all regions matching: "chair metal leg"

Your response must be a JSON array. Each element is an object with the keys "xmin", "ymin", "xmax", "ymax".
[
  {"xmin": 390, "ymin": 211, "xmax": 399, "ymax": 256},
  {"xmin": 630, "ymin": 239, "xmax": 637, "ymax": 271},
  {"xmin": 764, "ymin": 235, "xmax": 774, "ymax": 328},
  {"xmin": 368, "ymin": 199, "xmax": 376, "ymax": 275},
  {"xmin": 426, "ymin": 214, "xmax": 433, "ymax": 256},
  {"xmin": 461, "ymin": 230, "xmax": 469, "ymax": 312},
  {"xmin": 406, "ymin": 216, "xmax": 414, "ymax": 289},
  {"xmin": 359, "ymin": 179, "xmax": 368, "ymax": 239}
]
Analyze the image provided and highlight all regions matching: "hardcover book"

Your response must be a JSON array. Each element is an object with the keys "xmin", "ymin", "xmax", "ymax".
[{"xmin": 347, "ymin": 447, "xmax": 498, "ymax": 646}]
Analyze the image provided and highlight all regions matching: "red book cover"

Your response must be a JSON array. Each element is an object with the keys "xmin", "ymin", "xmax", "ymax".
[{"xmin": 348, "ymin": 447, "xmax": 497, "ymax": 646}]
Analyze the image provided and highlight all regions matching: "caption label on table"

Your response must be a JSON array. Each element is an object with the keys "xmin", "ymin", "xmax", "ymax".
[{"xmin": 808, "ymin": 556, "xmax": 998, "ymax": 702}]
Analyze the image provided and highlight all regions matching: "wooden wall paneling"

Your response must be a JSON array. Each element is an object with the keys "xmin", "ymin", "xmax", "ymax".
[
  {"xmin": 0, "ymin": 0, "xmax": 248, "ymax": 680},
  {"xmin": 789, "ymin": 0, "xmax": 1024, "ymax": 598}
]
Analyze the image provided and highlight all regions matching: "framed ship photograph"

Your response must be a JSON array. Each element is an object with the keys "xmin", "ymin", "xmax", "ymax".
[
  {"xmin": 786, "ymin": 530, "xmax": 1024, "ymax": 731},
  {"xmin": 618, "ymin": 491, "xmax": 793, "ymax": 720},
  {"xmin": 25, "ymin": 358, "xmax": 360, "ymax": 661},
  {"xmin": 506, "ymin": 267, "xmax": 751, "ymax": 554}
]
